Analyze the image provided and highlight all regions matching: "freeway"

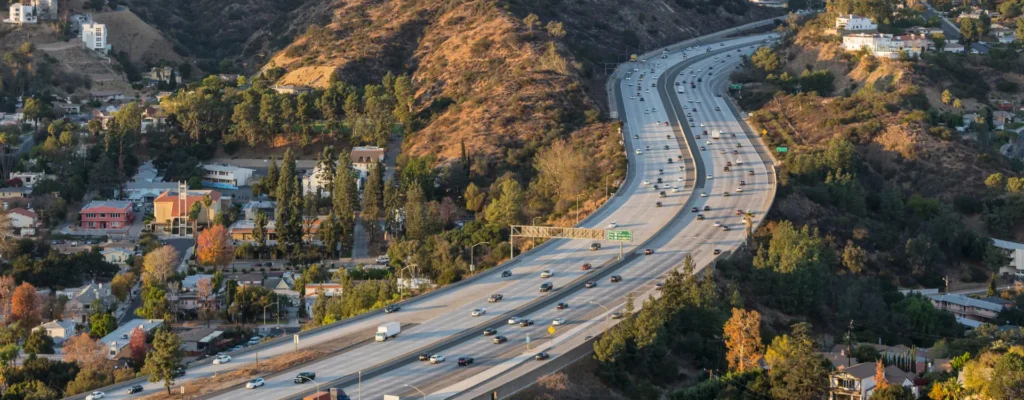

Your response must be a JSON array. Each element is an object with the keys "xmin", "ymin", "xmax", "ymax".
[
  {"xmin": 329, "ymin": 35, "xmax": 777, "ymax": 400},
  {"xmin": 202, "ymin": 33, "xmax": 777, "ymax": 400}
]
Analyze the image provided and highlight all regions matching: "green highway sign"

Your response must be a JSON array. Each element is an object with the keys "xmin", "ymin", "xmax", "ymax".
[
  {"xmin": 776, "ymin": 147, "xmax": 789, "ymax": 153},
  {"xmin": 730, "ymin": 84, "xmax": 743, "ymax": 90},
  {"xmin": 607, "ymin": 230, "xmax": 633, "ymax": 241}
]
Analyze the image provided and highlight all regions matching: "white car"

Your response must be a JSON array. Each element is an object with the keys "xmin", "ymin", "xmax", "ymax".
[
  {"xmin": 687, "ymin": 98, "xmax": 693, "ymax": 103},
  {"xmin": 736, "ymin": 187, "xmax": 744, "ymax": 192},
  {"xmin": 635, "ymin": 149, "xmax": 642, "ymax": 155},
  {"xmin": 430, "ymin": 354, "xmax": 446, "ymax": 364},
  {"xmin": 714, "ymin": 221, "xmax": 722, "ymax": 227},
  {"xmin": 736, "ymin": 159, "xmax": 743, "ymax": 164},
  {"xmin": 86, "ymin": 392, "xmax": 105, "ymax": 400},
  {"xmin": 608, "ymin": 221, "xmax": 617, "ymax": 229},
  {"xmin": 246, "ymin": 378, "xmax": 265, "ymax": 389},
  {"xmin": 508, "ymin": 317, "xmax": 522, "ymax": 324},
  {"xmin": 700, "ymin": 123, "xmax": 705, "ymax": 127},
  {"xmin": 213, "ymin": 354, "xmax": 232, "ymax": 365},
  {"xmin": 672, "ymin": 187, "xmax": 680, "ymax": 193},
  {"xmin": 645, "ymin": 89, "xmax": 650, "ymax": 93},
  {"xmin": 540, "ymin": 270, "xmax": 552, "ymax": 278},
  {"xmin": 643, "ymin": 179, "xmax": 650, "ymax": 185},
  {"xmin": 707, "ymin": 174, "xmax": 713, "ymax": 179},
  {"xmin": 677, "ymin": 176, "xmax": 684, "ymax": 181},
  {"xmin": 471, "ymin": 308, "xmax": 486, "ymax": 317},
  {"xmin": 696, "ymin": 99, "xmax": 702, "ymax": 103},
  {"xmin": 700, "ymin": 192, "xmax": 707, "ymax": 197},
  {"xmin": 552, "ymin": 318, "xmax": 566, "ymax": 326}
]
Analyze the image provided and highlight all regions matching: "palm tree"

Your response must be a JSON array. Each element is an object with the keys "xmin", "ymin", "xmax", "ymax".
[
  {"xmin": 742, "ymin": 212, "xmax": 755, "ymax": 250},
  {"xmin": 202, "ymin": 194, "xmax": 213, "ymax": 227}
]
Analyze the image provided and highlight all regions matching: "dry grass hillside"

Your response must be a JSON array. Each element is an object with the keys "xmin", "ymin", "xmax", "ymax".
[{"xmin": 91, "ymin": 11, "xmax": 186, "ymax": 65}]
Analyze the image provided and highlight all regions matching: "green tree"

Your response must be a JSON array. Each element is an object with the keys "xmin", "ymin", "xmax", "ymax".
[
  {"xmin": 24, "ymin": 328, "xmax": 54, "ymax": 354},
  {"xmin": 332, "ymin": 158, "xmax": 358, "ymax": 245},
  {"xmin": 142, "ymin": 329, "xmax": 183, "ymax": 394},
  {"xmin": 959, "ymin": 18, "xmax": 983, "ymax": 46},
  {"xmin": 464, "ymin": 183, "xmax": 486, "ymax": 213},
  {"xmin": 484, "ymin": 177, "xmax": 523, "ymax": 228},
  {"xmin": 135, "ymin": 285, "xmax": 169, "ymax": 319},
  {"xmin": 403, "ymin": 185, "xmax": 435, "ymax": 240},
  {"xmin": 765, "ymin": 323, "xmax": 829, "ymax": 400},
  {"xmin": 988, "ymin": 352, "xmax": 1024, "ymax": 400},
  {"xmin": 253, "ymin": 210, "xmax": 268, "ymax": 253},
  {"xmin": 751, "ymin": 47, "xmax": 780, "ymax": 73},
  {"xmin": 872, "ymin": 385, "xmax": 915, "ymax": 400},
  {"xmin": 89, "ymin": 312, "xmax": 117, "ymax": 338},
  {"xmin": 753, "ymin": 222, "xmax": 833, "ymax": 314}
]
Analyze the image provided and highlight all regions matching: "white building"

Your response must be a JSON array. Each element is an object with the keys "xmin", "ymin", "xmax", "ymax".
[
  {"xmin": 9, "ymin": 171, "xmax": 54, "ymax": 188},
  {"xmin": 201, "ymin": 164, "xmax": 255, "ymax": 189},
  {"xmin": 842, "ymin": 33, "xmax": 932, "ymax": 59},
  {"xmin": 835, "ymin": 14, "xmax": 877, "ymax": 31},
  {"xmin": 81, "ymin": 22, "xmax": 110, "ymax": 54},
  {"xmin": 302, "ymin": 147, "xmax": 385, "ymax": 196},
  {"xmin": 6, "ymin": 207, "xmax": 38, "ymax": 235},
  {"xmin": 5, "ymin": 4, "xmax": 37, "ymax": 24},
  {"xmin": 993, "ymin": 238, "xmax": 1024, "ymax": 279},
  {"xmin": 119, "ymin": 181, "xmax": 177, "ymax": 203},
  {"xmin": 242, "ymin": 199, "xmax": 276, "ymax": 220},
  {"xmin": 101, "ymin": 247, "xmax": 134, "ymax": 266},
  {"xmin": 34, "ymin": 320, "xmax": 76, "ymax": 343}
]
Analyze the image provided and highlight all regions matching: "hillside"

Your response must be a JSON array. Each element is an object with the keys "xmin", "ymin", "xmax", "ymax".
[{"xmin": 91, "ymin": 10, "xmax": 187, "ymax": 66}]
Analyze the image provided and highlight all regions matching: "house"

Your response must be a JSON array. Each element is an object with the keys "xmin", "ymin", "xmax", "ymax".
[
  {"xmin": 181, "ymin": 274, "xmax": 214, "ymax": 291},
  {"xmin": 120, "ymin": 181, "xmax": 178, "ymax": 203},
  {"xmin": 53, "ymin": 102, "xmax": 81, "ymax": 116},
  {"xmin": 0, "ymin": 187, "xmax": 29, "ymax": 199},
  {"xmin": 34, "ymin": 320, "xmax": 76, "ymax": 343},
  {"xmin": 89, "ymin": 91, "xmax": 125, "ymax": 102},
  {"xmin": 270, "ymin": 85, "xmax": 312, "ymax": 95},
  {"xmin": 351, "ymin": 146, "xmax": 386, "ymax": 170},
  {"xmin": 827, "ymin": 361, "xmax": 921, "ymax": 400},
  {"xmin": 993, "ymin": 110, "xmax": 1014, "ymax": 130},
  {"xmin": 10, "ymin": 171, "xmax": 54, "ymax": 188},
  {"xmin": 835, "ymin": 14, "xmax": 877, "ymax": 31},
  {"xmin": 903, "ymin": 26, "xmax": 943, "ymax": 36},
  {"xmin": 943, "ymin": 42, "xmax": 965, "ymax": 53},
  {"xmin": 842, "ymin": 33, "xmax": 932, "ymax": 59},
  {"xmin": 31, "ymin": 0, "xmax": 57, "ymax": 19},
  {"xmin": 101, "ymin": 247, "xmax": 134, "ymax": 266},
  {"xmin": 80, "ymin": 200, "xmax": 134, "ymax": 231},
  {"xmin": 140, "ymin": 107, "xmax": 168, "ymax": 132},
  {"xmin": 200, "ymin": 164, "xmax": 254, "ymax": 189},
  {"xmin": 132, "ymin": 160, "xmax": 164, "ymax": 183},
  {"xmin": 143, "ymin": 66, "xmax": 180, "ymax": 85},
  {"xmin": 6, "ymin": 207, "xmax": 38, "ymax": 235},
  {"xmin": 81, "ymin": 22, "xmax": 109, "ymax": 54},
  {"xmin": 242, "ymin": 199, "xmax": 276, "ymax": 220},
  {"xmin": 178, "ymin": 327, "xmax": 223, "ymax": 354},
  {"xmin": 302, "ymin": 146, "xmax": 386, "ymax": 196},
  {"xmin": 228, "ymin": 216, "xmax": 326, "ymax": 243},
  {"xmin": 99, "ymin": 319, "xmax": 163, "ymax": 359},
  {"xmin": 303, "ymin": 283, "xmax": 345, "ymax": 315},
  {"xmin": 224, "ymin": 272, "xmax": 264, "ymax": 287},
  {"xmin": 152, "ymin": 189, "xmax": 223, "ymax": 233},
  {"xmin": 5, "ymin": 4, "xmax": 37, "ymax": 24},
  {"xmin": 63, "ymin": 283, "xmax": 117, "ymax": 324},
  {"xmin": 927, "ymin": 293, "xmax": 1008, "ymax": 325},
  {"xmin": 992, "ymin": 238, "xmax": 1024, "ymax": 279}
]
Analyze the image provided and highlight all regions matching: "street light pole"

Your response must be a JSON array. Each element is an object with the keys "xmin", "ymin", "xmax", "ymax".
[
  {"xmin": 404, "ymin": 384, "xmax": 427, "ymax": 399},
  {"xmin": 590, "ymin": 301, "xmax": 613, "ymax": 331},
  {"xmin": 576, "ymin": 194, "xmax": 583, "ymax": 224},
  {"xmin": 262, "ymin": 303, "xmax": 279, "ymax": 327},
  {"xmin": 469, "ymin": 242, "xmax": 487, "ymax": 273}
]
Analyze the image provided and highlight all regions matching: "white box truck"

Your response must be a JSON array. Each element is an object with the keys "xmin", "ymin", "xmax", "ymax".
[
  {"xmin": 375, "ymin": 322, "xmax": 401, "ymax": 342},
  {"xmin": 711, "ymin": 130, "xmax": 721, "ymax": 139}
]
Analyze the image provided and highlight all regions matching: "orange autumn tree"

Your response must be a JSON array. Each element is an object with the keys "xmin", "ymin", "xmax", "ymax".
[
  {"xmin": 875, "ymin": 359, "xmax": 889, "ymax": 389},
  {"xmin": 63, "ymin": 333, "xmax": 106, "ymax": 369},
  {"xmin": 724, "ymin": 307, "xmax": 765, "ymax": 372},
  {"xmin": 197, "ymin": 224, "xmax": 234, "ymax": 268},
  {"xmin": 11, "ymin": 282, "xmax": 41, "ymax": 328}
]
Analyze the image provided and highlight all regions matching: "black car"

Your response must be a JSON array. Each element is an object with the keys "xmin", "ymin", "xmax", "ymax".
[
  {"xmin": 667, "ymin": 158, "xmax": 673, "ymax": 163},
  {"xmin": 493, "ymin": 335, "xmax": 508, "ymax": 344},
  {"xmin": 610, "ymin": 275, "xmax": 622, "ymax": 283},
  {"xmin": 294, "ymin": 372, "xmax": 316, "ymax": 384},
  {"xmin": 590, "ymin": 243, "xmax": 601, "ymax": 251},
  {"xmin": 691, "ymin": 207, "xmax": 699, "ymax": 212},
  {"xmin": 656, "ymin": 177, "xmax": 663, "ymax": 183},
  {"xmin": 585, "ymin": 281, "xmax": 596, "ymax": 288},
  {"xmin": 664, "ymin": 145, "xmax": 669, "ymax": 150},
  {"xmin": 172, "ymin": 367, "xmax": 186, "ymax": 378},
  {"xmin": 520, "ymin": 319, "xmax": 535, "ymax": 327},
  {"xmin": 713, "ymin": 249, "xmax": 721, "ymax": 255},
  {"xmin": 458, "ymin": 357, "xmax": 475, "ymax": 366},
  {"xmin": 556, "ymin": 302, "xmax": 569, "ymax": 309},
  {"xmin": 748, "ymin": 170, "xmax": 755, "ymax": 176},
  {"xmin": 659, "ymin": 191, "xmax": 667, "ymax": 198},
  {"xmin": 384, "ymin": 304, "xmax": 400, "ymax": 313},
  {"xmin": 535, "ymin": 352, "xmax": 551, "ymax": 361},
  {"xmin": 697, "ymin": 214, "xmax": 705, "ymax": 220},
  {"xmin": 656, "ymin": 202, "xmax": 663, "ymax": 207},
  {"xmin": 501, "ymin": 270, "xmax": 512, "ymax": 278},
  {"xmin": 483, "ymin": 328, "xmax": 497, "ymax": 336},
  {"xmin": 703, "ymin": 205, "xmax": 711, "ymax": 211},
  {"xmin": 488, "ymin": 294, "xmax": 503, "ymax": 302},
  {"xmin": 540, "ymin": 282, "xmax": 553, "ymax": 292},
  {"xmin": 418, "ymin": 353, "xmax": 431, "ymax": 361},
  {"xmin": 127, "ymin": 385, "xmax": 144, "ymax": 394}
]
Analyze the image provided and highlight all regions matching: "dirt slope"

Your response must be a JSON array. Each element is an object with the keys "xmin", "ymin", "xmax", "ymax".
[{"xmin": 92, "ymin": 10, "xmax": 186, "ymax": 65}]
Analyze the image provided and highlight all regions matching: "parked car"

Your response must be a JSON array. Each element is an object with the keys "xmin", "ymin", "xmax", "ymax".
[
  {"xmin": 294, "ymin": 372, "xmax": 316, "ymax": 384},
  {"xmin": 126, "ymin": 385, "xmax": 144, "ymax": 394}
]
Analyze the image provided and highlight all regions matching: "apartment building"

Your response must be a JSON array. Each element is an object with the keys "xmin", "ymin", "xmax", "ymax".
[
  {"xmin": 30, "ymin": 0, "xmax": 56, "ymax": 19},
  {"xmin": 926, "ymin": 293, "xmax": 1009, "ymax": 326},
  {"xmin": 201, "ymin": 164, "xmax": 254, "ymax": 189},
  {"xmin": 6, "ymin": 4, "xmax": 37, "ymax": 24},
  {"xmin": 81, "ymin": 22, "xmax": 110, "ymax": 54},
  {"xmin": 80, "ymin": 200, "xmax": 134, "ymax": 230},
  {"xmin": 842, "ymin": 33, "xmax": 932, "ymax": 59}
]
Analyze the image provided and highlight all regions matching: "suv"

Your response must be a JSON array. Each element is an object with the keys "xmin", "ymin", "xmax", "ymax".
[
  {"xmin": 590, "ymin": 243, "xmax": 601, "ymax": 251},
  {"xmin": 610, "ymin": 275, "xmax": 622, "ymax": 283},
  {"xmin": 540, "ymin": 282, "xmax": 553, "ymax": 292},
  {"xmin": 294, "ymin": 372, "xmax": 316, "ymax": 384},
  {"xmin": 488, "ymin": 294, "xmax": 503, "ymax": 302},
  {"xmin": 384, "ymin": 304, "xmax": 401, "ymax": 313}
]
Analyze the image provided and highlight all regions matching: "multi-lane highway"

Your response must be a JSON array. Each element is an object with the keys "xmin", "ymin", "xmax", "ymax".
[{"xmin": 83, "ymin": 27, "xmax": 777, "ymax": 400}]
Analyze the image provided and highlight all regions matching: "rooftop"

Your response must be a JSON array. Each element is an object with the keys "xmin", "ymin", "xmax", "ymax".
[
  {"xmin": 928, "ymin": 293, "xmax": 1006, "ymax": 312},
  {"xmin": 8, "ymin": 207, "xmax": 37, "ymax": 219},
  {"xmin": 201, "ymin": 163, "xmax": 255, "ymax": 173},
  {"xmin": 99, "ymin": 319, "xmax": 164, "ymax": 358},
  {"xmin": 82, "ymin": 200, "xmax": 132, "ymax": 211}
]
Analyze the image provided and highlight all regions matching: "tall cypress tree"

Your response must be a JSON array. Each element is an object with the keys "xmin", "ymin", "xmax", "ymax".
[
  {"xmin": 275, "ymin": 150, "xmax": 297, "ymax": 254},
  {"xmin": 265, "ymin": 157, "xmax": 279, "ymax": 196},
  {"xmin": 362, "ymin": 161, "xmax": 384, "ymax": 221},
  {"xmin": 332, "ymin": 155, "xmax": 358, "ymax": 246}
]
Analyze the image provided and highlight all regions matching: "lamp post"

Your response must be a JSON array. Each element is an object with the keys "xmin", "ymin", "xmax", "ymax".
[
  {"xmin": 263, "ymin": 302, "xmax": 279, "ymax": 327},
  {"xmin": 576, "ymin": 194, "xmax": 583, "ymax": 224},
  {"xmin": 297, "ymin": 375, "xmax": 321, "ymax": 395},
  {"xmin": 396, "ymin": 265, "xmax": 416, "ymax": 301},
  {"xmin": 589, "ymin": 301, "xmax": 613, "ymax": 331},
  {"xmin": 469, "ymin": 242, "xmax": 487, "ymax": 273},
  {"xmin": 405, "ymin": 384, "xmax": 427, "ymax": 399}
]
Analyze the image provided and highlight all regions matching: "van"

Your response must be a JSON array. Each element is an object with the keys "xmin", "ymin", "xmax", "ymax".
[{"xmin": 540, "ymin": 282, "xmax": 553, "ymax": 292}]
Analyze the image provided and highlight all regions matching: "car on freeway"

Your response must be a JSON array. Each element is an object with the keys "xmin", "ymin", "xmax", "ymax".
[
  {"xmin": 700, "ymin": 192, "xmax": 707, "ymax": 197},
  {"xmin": 667, "ymin": 158, "xmax": 673, "ymax": 163},
  {"xmin": 645, "ymin": 145, "xmax": 651, "ymax": 150},
  {"xmin": 553, "ymin": 317, "xmax": 566, "ymax": 326},
  {"xmin": 696, "ymin": 213, "xmax": 705, "ymax": 220},
  {"xmin": 294, "ymin": 372, "xmax": 316, "ymax": 384},
  {"xmin": 656, "ymin": 202, "xmax": 663, "ymax": 208},
  {"xmin": 418, "ymin": 353, "xmax": 431, "ymax": 361},
  {"xmin": 700, "ymin": 146, "xmax": 706, "ymax": 151},
  {"xmin": 585, "ymin": 281, "xmax": 597, "ymax": 288},
  {"xmin": 704, "ymin": 205, "xmax": 711, "ymax": 211},
  {"xmin": 520, "ymin": 319, "xmax": 535, "ymax": 327},
  {"xmin": 660, "ymin": 191, "xmax": 667, "ymax": 198},
  {"xmin": 501, "ymin": 270, "xmax": 512, "ymax": 278},
  {"xmin": 612, "ymin": 311, "xmax": 624, "ymax": 319},
  {"xmin": 635, "ymin": 149, "xmax": 642, "ymax": 155},
  {"xmin": 644, "ymin": 248, "xmax": 654, "ymax": 255},
  {"xmin": 541, "ymin": 270, "xmax": 552, "ymax": 278},
  {"xmin": 740, "ymin": 180, "xmax": 746, "ymax": 186},
  {"xmin": 508, "ymin": 317, "xmax": 521, "ymax": 324},
  {"xmin": 458, "ymin": 357, "xmax": 475, "ymax": 366},
  {"xmin": 610, "ymin": 275, "xmax": 622, "ymax": 283},
  {"xmin": 489, "ymin": 294, "xmax": 503, "ymax": 302},
  {"xmin": 591, "ymin": 242, "xmax": 601, "ymax": 250},
  {"xmin": 384, "ymin": 304, "xmax": 400, "ymax": 313},
  {"xmin": 557, "ymin": 302, "xmax": 569, "ymax": 309},
  {"xmin": 724, "ymin": 192, "xmax": 730, "ymax": 197},
  {"xmin": 535, "ymin": 352, "xmax": 551, "ymax": 361},
  {"xmin": 749, "ymin": 170, "xmax": 755, "ymax": 175},
  {"xmin": 213, "ymin": 354, "xmax": 231, "ymax": 365},
  {"xmin": 471, "ymin": 308, "xmax": 487, "ymax": 317},
  {"xmin": 540, "ymin": 282, "xmax": 553, "ymax": 292},
  {"xmin": 246, "ymin": 378, "xmax": 265, "ymax": 389},
  {"xmin": 430, "ymin": 355, "xmax": 446, "ymax": 364},
  {"xmin": 126, "ymin": 385, "xmax": 144, "ymax": 394},
  {"xmin": 633, "ymin": 134, "xmax": 639, "ymax": 139},
  {"xmin": 86, "ymin": 392, "xmax": 105, "ymax": 400},
  {"xmin": 714, "ymin": 249, "xmax": 722, "ymax": 255},
  {"xmin": 656, "ymin": 282, "xmax": 664, "ymax": 290},
  {"xmin": 483, "ymin": 328, "xmax": 497, "ymax": 336},
  {"xmin": 691, "ymin": 207, "xmax": 699, "ymax": 213},
  {"xmin": 722, "ymin": 225, "xmax": 730, "ymax": 231},
  {"xmin": 493, "ymin": 335, "xmax": 508, "ymax": 344},
  {"xmin": 707, "ymin": 174, "xmax": 713, "ymax": 179},
  {"xmin": 581, "ymin": 263, "xmax": 592, "ymax": 271}
]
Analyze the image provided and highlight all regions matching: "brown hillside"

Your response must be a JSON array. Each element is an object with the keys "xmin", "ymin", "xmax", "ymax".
[{"xmin": 91, "ymin": 10, "xmax": 186, "ymax": 65}]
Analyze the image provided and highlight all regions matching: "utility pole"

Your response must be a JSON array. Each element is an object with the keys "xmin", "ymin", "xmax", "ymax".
[
  {"xmin": 944, "ymin": 275, "xmax": 950, "ymax": 293},
  {"xmin": 846, "ymin": 320, "xmax": 854, "ymax": 367}
]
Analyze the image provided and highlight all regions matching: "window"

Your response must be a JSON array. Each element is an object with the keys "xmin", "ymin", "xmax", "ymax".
[{"xmin": 838, "ymin": 378, "xmax": 856, "ymax": 390}]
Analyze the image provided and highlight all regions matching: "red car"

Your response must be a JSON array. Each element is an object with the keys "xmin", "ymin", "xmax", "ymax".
[
  {"xmin": 644, "ymin": 249, "xmax": 654, "ymax": 255},
  {"xmin": 736, "ymin": 210, "xmax": 744, "ymax": 215},
  {"xmin": 581, "ymin": 263, "xmax": 592, "ymax": 271}
]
